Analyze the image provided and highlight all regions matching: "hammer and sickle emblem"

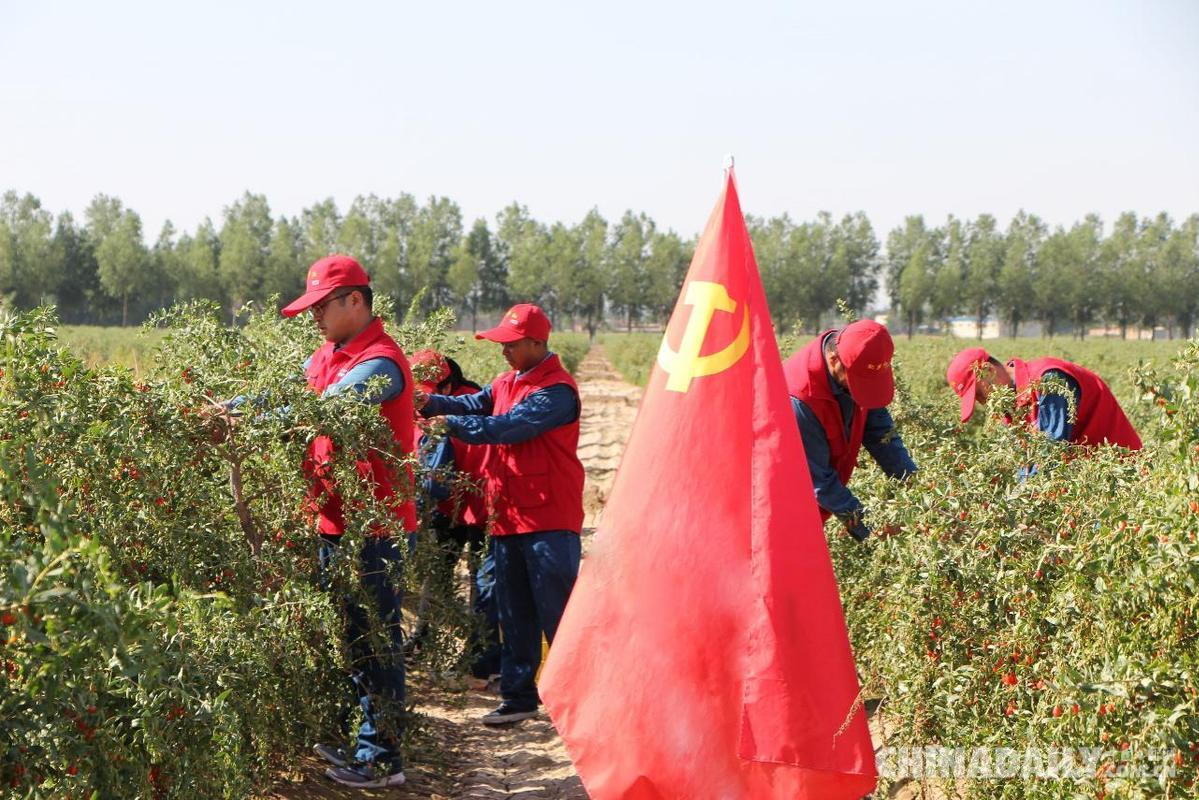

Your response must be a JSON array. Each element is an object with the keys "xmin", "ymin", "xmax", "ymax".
[{"xmin": 657, "ymin": 281, "xmax": 750, "ymax": 393}]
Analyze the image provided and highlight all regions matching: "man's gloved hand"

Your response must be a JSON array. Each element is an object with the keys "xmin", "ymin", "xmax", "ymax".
[{"xmin": 838, "ymin": 509, "xmax": 871, "ymax": 542}]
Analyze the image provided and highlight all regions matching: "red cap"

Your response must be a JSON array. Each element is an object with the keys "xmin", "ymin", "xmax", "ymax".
[
  {"xmin": 411, "ymin": 349, "xmax": 450, "ymax": 391},
  {"xmin": 281, "ymin": 255, "xmax": 371, "ymax": 317},
  {"xmin": 476, "ymin": 303, "xmax": 552, "ymax": 343},
  {"xmin": 835, "ymin": 320, "xmax": 896, "ymax": 409},
  {"xmin": 946, "ymin": 347, "xmax": 990, "ymax": 422}
]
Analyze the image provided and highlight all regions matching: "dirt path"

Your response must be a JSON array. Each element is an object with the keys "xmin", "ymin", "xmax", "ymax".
[
  {"xmin": 575, "ymin": 345, "xmax": 643, "ymax": 531},
  {"xmin": 266, "ymin": 345, "xmax": 640, "ymax": 799}
]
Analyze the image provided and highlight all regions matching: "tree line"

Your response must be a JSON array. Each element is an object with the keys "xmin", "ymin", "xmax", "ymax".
[
  {"xmin": 886, "ymin": 212, "xmax": 1199, "ymax": 339},
  {"xmin": 1, "ymin": 190, "xmax": 1196, "ymax": 338}
]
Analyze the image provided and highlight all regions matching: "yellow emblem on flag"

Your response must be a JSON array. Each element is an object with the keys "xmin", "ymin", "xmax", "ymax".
[{"xmin": 657, "ymin": 281, "xmax": 750, "ymax": 393}]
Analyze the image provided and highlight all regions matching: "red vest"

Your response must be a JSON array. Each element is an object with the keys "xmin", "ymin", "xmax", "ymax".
[
  {"xmin": 484, "ymin": 354, "xmax": 585, "ymax": 536},
  {"xmin": 1009, "ymin": 357, "xmax": 1142, "ymax": 450},
  {"xmin": 783, "ymin": 331, "xmax": 867, "ymax": 521},
  {"xmin": 411, "ymin": 384, "xmax": 490, "ymax": 527},
  {"xmin": 304, "ymin": 317, "xmax": 417, "ymax": 535}
]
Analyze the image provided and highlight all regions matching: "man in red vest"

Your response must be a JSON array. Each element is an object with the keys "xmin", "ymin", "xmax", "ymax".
[
  {"xmin": 946, "ymin": 347, "xmax": 1142, "ymax": 449},
  {"xmin": 279, "ymin": 254, "xmax": 414, "ymax": 789},
  {"xmin": 783, "ymin": 320, "xmax": 918, "ymax": 541},
  {"xmin": 417, "ymin": 303, "xmax": 584, "ymax": 726}
]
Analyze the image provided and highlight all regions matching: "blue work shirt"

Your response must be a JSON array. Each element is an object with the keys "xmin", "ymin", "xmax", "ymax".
[
  {"xmin": 1033, "ymin": 369, "xmax": 1080, "ymax": 442},
  {"xmin": 416, "ymin": 432, "xmax": 456, "ymax": 504},
  {"xmin": 1015, "ymin": 369, "xmax": 1084, "ymax": 483},
  {"xmin": 421, "ymin": 354, "xmax": 579, "ymax": 445},
  {"xmin": 792, "ymin": 336, "xmax": 917, "ymax": 540}
]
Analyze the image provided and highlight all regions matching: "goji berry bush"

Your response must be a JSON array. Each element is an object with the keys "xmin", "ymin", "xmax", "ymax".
[
  {"xmin": 1, "ymin": 302, "xmax": 539, "ymax": 799},
  {"xmin": 836, "ymin": 339, "xmax": 1199, "ymax": 798}
]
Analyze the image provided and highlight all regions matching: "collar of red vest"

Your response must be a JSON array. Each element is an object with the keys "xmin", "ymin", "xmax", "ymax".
[{"xmin": 515, "ymin": 352, "xmax": 561, "ymax": 382}]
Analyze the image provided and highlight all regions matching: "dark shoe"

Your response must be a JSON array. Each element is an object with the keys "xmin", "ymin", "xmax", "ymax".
[
  {"xmin": 402, "ymin": 623, "xmax": 429, "ymax": 664},
  {"xmin": 312, "ymin": 743, "xmax": 350, "ymax": 768},
  {"xmin": 325, "ymin": 763, "xmax": 406, "ymax": 788},
  {"xmin": 482, "ymin": 703, "xmax": 538, "ymax": 725}
]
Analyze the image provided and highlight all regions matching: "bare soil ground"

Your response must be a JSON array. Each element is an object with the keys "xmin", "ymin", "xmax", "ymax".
[
  {"xmin": 575, "ymin": 345, "xmax": 643, "ymax": 530},
  {"xmin": 260, "ymin": 684, "xmax": 585, "ymax": 799},
  {"xmin": 264, "ymin": 346, "xmax": 638, "ymax": 799}
]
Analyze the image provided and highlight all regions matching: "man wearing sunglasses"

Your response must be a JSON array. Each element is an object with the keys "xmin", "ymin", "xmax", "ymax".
[
  {"xmin": 280, "ymin": 254, "xmax": 415, "ymax": 790},
  {"xmin": 783, "ymin": 320, "xmax": 918, "ymax": 542}
]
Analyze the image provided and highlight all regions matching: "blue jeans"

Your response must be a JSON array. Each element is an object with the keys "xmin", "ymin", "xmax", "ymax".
[
  {"xmin": 472, "ymin": 539, "xmax": 501, "ymax": 679},
  {"xmin": 493, "ymin": 531, "xmax": 581, "ymax": 710},
  {"xmin": 319, "ymin": 535, "xmax": 405, "ymax": 769}
]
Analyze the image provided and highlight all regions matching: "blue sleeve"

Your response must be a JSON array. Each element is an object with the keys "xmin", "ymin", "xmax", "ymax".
[
  {"xmin": 321, "ymin": 357, "xmax": 404, "ymax": 405},
  {"xmin": 862, "ymin": 407, "xmax": 918, "ymax": 478},
  {"xmin": 792, "ymin": 397, "xmax": 866, "ymax": 530},
  {"xmin": 420, "ymin": 434, "xmax": 455, "ymax": 502},
  {"xmin": 446, "ymin": 384, "xmax": 579, "ymax": 445},
  {"xmin": 423, "ymin": 386, "xmax": 494, "ymax": 417},
  {"xmin": 1036, "ymin": 370, "xmax": 1080, "ymax": 442}
]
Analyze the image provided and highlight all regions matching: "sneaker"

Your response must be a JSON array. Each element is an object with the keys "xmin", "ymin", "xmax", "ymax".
[
  {"xmin": 312, "ymin": 743, "xmax": 350, "ymax": 768},
  {"xmin": 481, "ymin": 703, "xmax": 538, "ymax": 725},
  {"xmin": 325, "ymin": 763, "xmax": 407, "ymax": 788}
]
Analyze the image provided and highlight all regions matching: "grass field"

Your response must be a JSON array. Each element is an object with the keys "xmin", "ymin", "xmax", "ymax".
[{"xmin": 59, "ymin": 325, "xmax": 165, "ymax": 371}]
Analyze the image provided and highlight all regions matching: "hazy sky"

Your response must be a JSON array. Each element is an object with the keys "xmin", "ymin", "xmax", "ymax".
[{"xmin": 2, "ymin": 0, "xmax": 1196, "ymax": 241}]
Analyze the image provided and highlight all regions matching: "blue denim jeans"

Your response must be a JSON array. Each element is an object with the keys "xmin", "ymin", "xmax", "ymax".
[
  {"xmin": 319, "ymin": 535, "xmax": 405, "ymax": 769},
  {"xmin": 472, "ymin": 538, "xmax": 501, "ymax": 679},
  {"xmin": 493, "ymin": 530, "xmax": 581, "ymax": 710}
]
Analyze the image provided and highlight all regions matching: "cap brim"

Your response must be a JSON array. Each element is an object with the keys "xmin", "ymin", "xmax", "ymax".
[
  {"xmin": 958, "ymin": 378, "xmax": 979, "ymax": 422},
  {"xmin": 475, "ymin": 326, "xmax": 526, "ymax": 343},
  {"xmin": 847, "ymin": 369, "xmax": 895, "ymax": 410},
  {"xmin": 281, "ymin": 286, "xmax": 337, "ymax": 318}
]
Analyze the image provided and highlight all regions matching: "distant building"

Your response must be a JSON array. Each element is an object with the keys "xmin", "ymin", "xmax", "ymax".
[
  {"xmin": 1087, "ymin": 325, "xmax": 1168, "ymax": 340},
  {"xmin": 948, "ymin": 316, "xmax": 1001, "ymax": 339}
]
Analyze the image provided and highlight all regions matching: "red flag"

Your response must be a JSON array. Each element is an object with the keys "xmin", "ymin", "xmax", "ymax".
[{"xmin": 540, "ymin": 168, "xmax": 877, "ymax": 799}]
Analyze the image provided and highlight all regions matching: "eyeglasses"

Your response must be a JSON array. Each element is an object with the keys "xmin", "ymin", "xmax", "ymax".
[{"xmin": 309, "ymin": 290, "xmax": 354, "ymax": 318}]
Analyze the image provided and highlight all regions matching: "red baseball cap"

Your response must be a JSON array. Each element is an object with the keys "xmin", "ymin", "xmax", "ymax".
[
  {"xmin": 476, "ymin": 303, "xmax": 552, "ymax": 343},
  {"xmin": 946, "ymin": 347, "xmax": 990, "ymax": 422},
  {"xmin": 410, "ymin": 349, "xmax": 451, "ymax": 392},
  {"xmin": 835, "ymin": 320, "xmax": 896, "ymax": 409},
  {"xmin": 281, "ymin": 255, "xmax": 371, "ymax": 317}
]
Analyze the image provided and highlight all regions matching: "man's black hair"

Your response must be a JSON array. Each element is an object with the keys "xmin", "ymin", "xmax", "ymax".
[
  {"xmin": 987, "ymin": 356, "xmax": 1004, "ymax": 368},
  {"xmin": 437, "ymin": 356, "xmax": 483, "ymax": 394},
  {"xmin": 822, "ymin": 330, "xmax": 840, "ymax": 356}
]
